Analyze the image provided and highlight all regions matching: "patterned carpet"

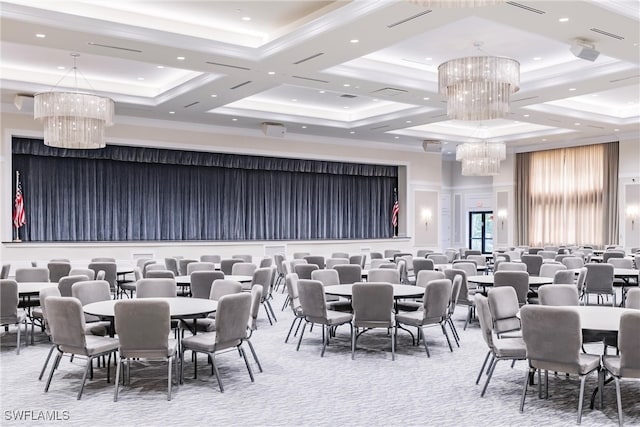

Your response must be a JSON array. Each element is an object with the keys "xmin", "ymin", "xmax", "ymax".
[{"xmin": 1, "ymin": 291, "xmax": 638, "ymax": 427}]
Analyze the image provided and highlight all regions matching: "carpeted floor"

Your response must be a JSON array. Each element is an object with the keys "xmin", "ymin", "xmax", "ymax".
[{"xmin": 1, "ymin": 290, "xmax": 638, "ymax": 427}]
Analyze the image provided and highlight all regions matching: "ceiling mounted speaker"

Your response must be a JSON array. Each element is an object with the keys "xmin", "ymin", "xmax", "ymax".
[
  {"xmin": 261, "ymin": 122, "xmax": 286, "ymax": 138},
  {"xmin": 570, "ymin": 40, "xmax": 600, "ymax": 62},
  {"xmin": 422, "ymin": 140, "xmax": 442, "ymax": 153}
]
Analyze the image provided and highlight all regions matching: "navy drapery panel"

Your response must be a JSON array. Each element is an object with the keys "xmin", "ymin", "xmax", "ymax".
[{"xmin": 12, "ymin": 138, "xmax": 398, "ymax": 241}]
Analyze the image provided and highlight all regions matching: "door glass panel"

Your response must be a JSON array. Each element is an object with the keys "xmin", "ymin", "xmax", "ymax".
[{"xmin": 471, "ymin": 214, "xmax": 483, "ymax": 238}]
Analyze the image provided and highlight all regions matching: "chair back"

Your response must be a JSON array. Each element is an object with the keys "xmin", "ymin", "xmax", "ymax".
[
  {"xmin": 294, "ymin": 264, "xmax": 318, "ymax": 280},
  {"xmin": 1, "ymin": 264, "xmax": 10, "ymax": 279},
  {"xmin": 352, "ymin": 283, "xmax": 394, "ymax": 328},
  {"xmin": 164, "ymin": 257, "xmax": 180, "ymax": 275},
  {"xmin": 603, "ymin": 251, "xmax": 624, "ymax": 263},
  {"xmin": 303, "ymin": 255, "xmax": 325, "ymax": 269},
  {"xmin": 71, "ymin": 280, "xmax": 111, "ymax": 323},
  {"xmin": 251, "ymin": 267, "xmax": 274, "ymax": 293},
  {"xmin": 520, "ymin": 255, "xmax": 543, "ymax": 276},
  {"xmin": 487, "ymin": 286, "xmax": 521, "ymax": 334},
  {"xmin": 562, "ymin": 257, "xmax": 584, "ymax": 269},
  {"xmin": 575, "ymin": 267, "xmax": 588, "ymax": 294},
  {"xmin": 608, "ymin": 258, "xmax": 633, "ymax": 269},
  {"xmin": 370, "ymin": 252, "xmax": 383, "ymax": 260},
  {"xmin": 69, "ymin": 268, "xmax": 95, "ymax": 280},
  {"xmin": 418, "ymin": 270, "xmax": 446, "ymax": 288},
  {"xmin": 232, "ymin": 254, "xmax": 253, "ymax": 263},
  {"xmin": 553, "ymin": 270, "xmax": 575, "ymax": 285},
  {"xmin": 285, "ymin": 273, "xmax": 300, "ymax": 311},
  {"xmin": 215, "ymin": 293, "xmax": 252, "ymax": 350},
  {"xmin": 146, "ymin": 270, "xmax": 175, "ymax": 279},
  {"xmin": 91, "ymin": 257, "xmax": 115, "ymax": 262},
  {"xmin": 625, "ymin": 288, "xmax": 640, "ymax": 309},
  {"xmin": 333, "ymin": 264, "xmax": 362, "ymax": 284},
  {"xmin": 466, "ymin": 255, "xmax": 486, "ymax": 267},
  {"xmin": 554, "ymin": 254, "xmax": 571, "ymax": 263},
  {"xmin": 210, "ymin": 279, "xmax": 242, "ymax": 301},
  {"xmin": 416, "ymin": 249, "xmax": 433, "ymax": 258},
  {"xmin": 45, "ymin": 296, "xmax": 87, "ymax": 353},
  {"xmin": 368, "ymin": 268, "xmax": 400, "ymax": 284},
  {"xmin": 584, "ymin": 263, "xmax": 614, "ymax": 294},
  {"xmin": 47, "ymin": 262, "xmax": 71, "ymax": 282},
  {"xmin": 427, "ymin": 254, "xmax": 448, "ymax": 265},
  {"xmin": 451, "ymin": 261, "xmax": 477, "ymax": 277},
  {"xmin": 139, "ymin": 260, "xmax": 157, "ymax": 277},
  {"xmin": 422, "ymin": 279, "xmax": 452, "ymax": 321},
  {"xmin": 15, "ymin": 267, "xmax": 49, "ymax": 283},
  {"xmin": 259, "ymin": 258, "xmax": 273, "ymax": 268},
  {"xmin": 38, "ymin": 286, "xmax": 61, "ymax": 335},
  {"xmin": 520, "ymin": 305, "xmax": 582, "ymax": 372},
  {"xmin": 384, "ymin": 249, "xmax": 401, "ymax": 258},
  {"xmin": 413, "ymin": 258, "xmax": 435, "ymax": 276},
  {"xmin": 496, "ymin": 262, "xmax": 527, "ymax": 272},
  {"xmin": 293, "ymin": 252, "xmax": 310, "ymax": 260},
  {"xmin": 0, "ymin": 279, "xmax": 19, "ymax": 323},
  {"xmin": 177, "ymin": 259, "xmax": 198, "ymax": 275},
  {"xmin": 538, "ymin": 284, "xmax": 579, "ymax": 306},
  {"xmin": 311, "ymin": 269, "xmax": 340, "ymax": 286},
  {"xmin": 248, "ymin": 285, "xmax": 263, "ymax": 331},
  {"xmin": 539, "ymin": 263, "xmax": 566, "ymax": 279},
  {"xmin": 326, "ymin": 258, "xmax": 349, "ymax": 269},
  {"xmin": 58, "ymin": 275, "xmax": 90, "ymax": 297},
  {"xmin": 539, "ymin": 250, "xmax": 557, "ymax": 260},
  {"xmin": 448, "ymin": 275, "xmax": 463, "ymax": 316},
  {"xmin": 190, "ymin": 271, "xmax": 224, "ymax": 299},
  {"xmin": 187, "ymin": 262, "xmax": 216, "ymax": 275},
  {"xmin": 115, "ymin": 299, "xmax": 170, "ymax": 358},
  {"xmin": 231, "ymin": 262, "xmax": 257, "ymax": 276},
  {"xmin": 136, "ymin": 278, "xmax": 177, "ymax": 298},
  {"xmin": 349, "ymin": 254, "xmax": 366, "ymax": 269},
  {"xmin": 331, "ymin": 252, "xmax": 350, "ymax": 259},
  {"xmin": 618, "ymin": 311, "xmax": 640, "ymax": 376},
  {"xmin": 297, "ymin": 279, "xmax": 328, "ymax": 323},
  {"xmin": 474, "ymin": 294, "xmax": 495, "ymax": 349},
  {"xmin": 370, "ymin": 259, "xmax": 390, "ymax": 269},
  {"xmin": 444, "ymin": 249, "xmax": 459, "ymax": 263},
  {"xmin": 88, "ymin": 262, "xmax": 117, "ymax": 291},
  {"xmin": 200, "ymin": 254, "xmax": 221, "ymax": 264},
  {"xmin": 493, "ymin": 271, "xmax": 529, "ymax": 306},
  {"xmin": 145, "ymin": 264, "xmax": 167, "ymax": 274}
]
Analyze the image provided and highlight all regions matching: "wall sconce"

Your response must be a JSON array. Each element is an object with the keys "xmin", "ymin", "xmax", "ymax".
[
  {"xmin": 422, "ymin": 209, "xmax": 432, "ymax": 230},
  {"xmin": 627, "ymin": 205, "xmax": 639, "ymax": 230},
  {"xmin": 497, "ymin": 209, "xmax": 507, "ymax": 230}
]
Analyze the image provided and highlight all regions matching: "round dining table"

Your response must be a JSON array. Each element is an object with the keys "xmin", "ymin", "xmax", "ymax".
[
  {"xmin": 324, "ymin": 284, "xmax": 424, "ymax": 299},
  {"xmin": 174, "ymin": 274, "xmax": 252, "ymax": 284},
  {"xmin": 17, "ymin": 282, "xmax": 58, "ymax": 297},
  {"xmin": 467, "ymin": 275, "xmax": 552, "ymax": 287}
]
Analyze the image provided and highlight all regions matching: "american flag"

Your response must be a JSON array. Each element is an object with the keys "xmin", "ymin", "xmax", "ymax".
[
  {"xmin": 13, "ymin": 174, "xmax": 26, "ymax": 229},
  {"xmin": 391, "ymin": 188, "xmax": 399, "ymax": 228}
]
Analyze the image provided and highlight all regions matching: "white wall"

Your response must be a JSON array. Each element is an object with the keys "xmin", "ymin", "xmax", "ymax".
[{"xmin": 618, "ymin": 137, "xmax": 640, "ymax": 250}]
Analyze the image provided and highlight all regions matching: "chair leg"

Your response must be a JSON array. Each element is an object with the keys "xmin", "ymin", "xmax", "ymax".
[
  {"xmin": 481, "ymin": 358, "xmax": 498, "ymax": 397},
  {"xmin": 114, "ymin": 357, "xmax": 121, "ymax": 402},
  {"xmin": 296, "ymin": 322, "xmax": 307, "ymax": 351},
  {"xmin": 246, "ymin": 339, "xmax": 263, "ymax": 373},
  {"xmin": 262, "ymin": 303, "xmax": 273, "ymax": 325},
  {"xmin": 78, "ymin": 356, "xmax": 93, "ymax": 400},
  {"xmin": 391, "ymin": 325, "xmax": 395, "ymax": 361},
  {"xmin": 613, "ymin": 377, "xmax": 623, "ymax": 427},
  {"xmin": 420, "ymin": 327, "xmax": 430, "ymax": 357},
  {"xmin": 39, "ymin": 345, "xmax": 56, "ymax": 380},
  {"xmin": 448, "ymin": 319, "xmax": 460, "ymax": 347},
  {"xmin": 240, "ymin": 345, "xmax": 255, "ymax": 382},
  {"xmin": 210, "ymin": 354, "xmax": 224, "ymax": 393},
  {"xmin": 476, "ymin": 351, "xmax": 492, "ymax": 385},
  {"xmin": 16, "ymin": 320, "xmax": 22, "ymax": 355},
  {"xmin": 520, "ymin": 368, "xmax": 532, "ymax": 413},
  {"xmin": 464, "ymin": 306, "xmax": 472, "ymax": 330},
  {"xmin": 266, "ymin": 300, "xmax": 277, "ymax": 322},
  {"xmin": 180, "ymin": 348, "xmax": 185, "ymax": 385},
  {"xmin": 45, "ymin": 351, "xmax": 62, "ymax": 392},
  {"xmin": 577, "ymin": 375, "xmax": 587, "ymax": 424},
  {"xmin": 441, "ymin": 323, "xmax": 453, "ymax": 352},
  {"xmin": 285, "ymin": 317, "xmax": 300, "ymax": 343},
  {"xmin": 321, "ymin": 325, "xmax": 328, "ymax": 357},
  {"xmin": 351, "ymin": 324, "xmax": 357, "ymax": 360},
  {"xmin": 281, "ymin": 295, "xmax": 290, "ymax": 311}
]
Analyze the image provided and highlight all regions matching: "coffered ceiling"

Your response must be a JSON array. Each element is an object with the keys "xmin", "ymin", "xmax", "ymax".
[{"xmin": 1, "ymin": 0, "xmax": 638, "ymax": 156}]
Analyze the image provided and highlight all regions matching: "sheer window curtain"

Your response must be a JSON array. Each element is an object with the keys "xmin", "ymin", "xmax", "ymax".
[{"xmin": 515, "ymin": 142, "xmax": 618, "ymax": 247}]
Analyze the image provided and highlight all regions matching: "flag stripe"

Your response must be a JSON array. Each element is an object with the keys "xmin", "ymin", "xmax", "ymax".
[
  {"xmin": 13, "ymin": 176, "xmax": 26, "ymax": 229},
  {"xmin": 391, "ymin": 189, "xmax": 399, "ymax": 227}
]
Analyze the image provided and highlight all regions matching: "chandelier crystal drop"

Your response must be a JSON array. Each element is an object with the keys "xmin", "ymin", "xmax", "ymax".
[
  {"xmin": 438, "ymin": 56, "xmax": 520, "ymax": 121},
  {"xmin": 409, "ymin": 0, "xmax": 503, "ymax": 7},
  {"xmin": 456, "ymin": 141, "xmax": 506, "ymax": 176},
  {"xmin": 33, "ymin": 54, "xmax": 114, "ymax": 149}
]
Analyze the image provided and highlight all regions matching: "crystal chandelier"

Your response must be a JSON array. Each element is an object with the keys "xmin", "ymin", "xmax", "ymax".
[
  {"xmin": 456, "ymin": 141, "xmax": 506, "ymax": 176},
  {"xmin": 438, "ymin": 54, "xmax": 520, "ymax": 121},
  {"xmin": 34, "ymin": 54, "xmax": 114, "ymax": 149},
  {"xmin": 409, "ymin": 0, "xmax": 503, "ymax": 7}
]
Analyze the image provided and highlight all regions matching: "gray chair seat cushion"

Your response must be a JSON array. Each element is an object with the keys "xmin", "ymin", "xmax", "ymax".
[
  {"xmin": 396, "ymin": 311, "xmax": 441, "ymax": 326},
  {"xmin": 324, "ymin": 310, "xmax": 352, "ymax": 326},
  {"xmin": 182, "ymin": 332, "xmax": 240, "ymax": 353},
  {"xmin": 31, "ymin": 308, "xmax": 43, "ymax": 319},
  {"xmin": 120, "ymin": 282, "xmax": 137, "ymax": 291},
  {"xmin": 395, "ymin": 300, "xmax": 422, "ymax": 311},
  {"xmin": 531, "ymin": 353, "xmax": 600, "ymax": 375},
  {"xmin": 493, "ymin": 337, "xmax": 526, "ymax": 358},
  {"xmin": 120, "ymin": 339, "xmax": 177, "ymax": 359},
  {"xmin": 603, "ymin": 356, "xmax": 640, "ymax": 378},
  {"xmin": 194, "ymin": 318, "xmax": 217, "ymax": 333},
  {"xmin": 84, "ymin": 321, "xmax": 111, "ymax": 336},
  {"xmin": 60, "ymin": 335, "xmax": 119, "ymax": 356},
  {"xmin": 327, "ymin": 300, "xmax": 353, "ymax": 312},
  {"xmin": 493, "ymin": 318, "xmax": 521, "ymax": 334}
]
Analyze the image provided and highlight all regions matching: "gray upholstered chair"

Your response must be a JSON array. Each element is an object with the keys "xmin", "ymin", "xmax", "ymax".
[
  {"xmin": 367, "ymin": 268, "xmax": 400, "ymax": 284},
  {"xmin": 333, "ymin": 264, "xmax": 362, "ymax": 284},
  {"xmin": 303, "ymin": 255, "xmax": 325, "ymax": 269},
  {"xmin": 519, "ymin": 305, "xmax": 601, "ymax": 424},
  {"xmin": 539, "ymin": 263, "xmax": 566, "ymax": 279},
  {"xmin": 351, "ymin": 283, "xmax": 395, "ymax": 360},
  {"xmin": 232, "ymin": 254, "xmax": 253, "ymax": 263},
  {"xmin": 496, "ymin": 262, "xmax": 527, "ymax": 272},
  {"xmin": 284, "ymin": 273, "xmax": 304, "ymax": 344},
  {"xmin": 451, "ymin": 261, "xmax": 477, "ymax": 278},
  {"xmin": 231, "ymin": 262, "xmax": 257, "ymax": 277},
  {"xmin": 15, "ymin": 267, "xmax": 49, "ymax": 282},
  {"xmin": 195, "ymin": 279, "xmax": 243, "ymax": 333},
  {"xmin": 88, "ymin": 262, "xmax": 117, "ymax": 297},
  {"xmin": 294, "ymin": 263, "xmax": 318, "ymax": 280},
  {"xmin": 177, "ymin": 259, "xmax": 197, "ymax": 276},
  {"xmin": 47, "ymin": 262, "xmax": 71, "ymax": 282},
  {"xmin": 396, "ymin": 279, "xmax": 453, "ymax": 357},
  {"xmin": 466, "ymin": 255, "xmax": 486, "ymax": 268},
  {"xmin": 272, "ymin": 253, "xmax": 287, "ymax": 291},
  {"xmin": 416, "ymin": 249, "xmax": 433, "ymax": 258},
  {"xmin": 136, "ymin": 278, "xmax": 177, "ymax": 298},
  {"xmin": 413, "ymin": 258, "xmax": 435, "ymax": 276},
  {"xmin": 200, "ymin": 254, "xmax": 221, "ymax": 264},
  {"xmin": 91, "ymin": 257, "xmax": 116, "ymax": 262},
  {"xmin": 561, "ymin": 256, "xmax": 585, "ymax": 270},
  {"xmin": 427, "ymin": 254, "xmax": 448, "ymax": 265},
  {"xmin": 608, "ymin": 257, "xmax": 633, "ymax": 269},
  {"xmin": 384, "ymin": 249, "xmax": 401, "ymax": 258},
  {"xmin": 57, "ymin": 274, "xmax": 90, "ymax": 297},
  {"xmin": 602, "ymin": 311, "xmax": 640, "ymax": 426},
  {"xmin": 69, "ymin": 268, "xmax": 95, "ymax": 280},
  {"xmin": 119, "ymin": 267, "xmax": 140, "ymax": 298},
  {"xmin": 293, "ymin": 252, "xmax": 310, "ymax": 260},
  {"xmin": 397, "ymin": 270, "xmax": 446, "ymax": 312},
  {"xmin": 190, "ymin": 271, "xmax": 224, "ymax": 299},
  {"xmin": 538, "ymin": 284, "xmax": 579, "ymax": 306},
  {"xmin": 575, "ymin": 267, "xmax": 588, "ymax": 300},
  {"xmin": 251, "ymin": 267, "xmax": 276, "ymax": 324},
  {"xmin": 584, "ymin": 263, "xmax": 615, "ymax": 306},
  {"xmin": 187, "ymin": 262, "xmax": 216, "ymax": 275},
  {"xmin": 444, "ymin": 249, "xmax": 459, "ymax": 263},
  {"xmin": 370, "ymin": 252, "xmax": 383, "ymax": 260},
  {"xmin": 449, "ymin": 268, "xmax": 476, "ymax": 330},
  {"xmin": 44, "ymin": 296, "xmax": 119, "ymax": 400},
  {"xmin": 538, "ymin": 250, "xmax": 557, "ymax": 260},
  {"xmin": 0, "ymin": 279, "xmax": 29, "ymax": 354},
  {"xmin": 137, "ymin": 259, "xmax": 157, "ymax": 277},
  {"xmin": 244, "ymin": 284, "xmax": 263, "ymax": 372},
  {"xmin": 553, "ymin": 270, "xmax": 576, "ymax": 285},
  {"xmin": 370, "ymin": 259, "xmax": 391, "ymax": 269},
  {"xmin": 296, "ymin": 279, "xmax": 353, "ymax": 357},
  {"xmin": 625, "ymin": 288, "xmax": 640, "ymax": 309},
  {"xmin": 146, "ymin": 270, "xmax": 176, "ymax": 279},
  {"xmin": 71, "ymin": 280, "xmax": 112, "ymax": 336},
  {"xmin": 603, "ymin": 251, "xmax": 624, "ymax": 263},
  {"xmin": 444, "ymin": 274, "xmax": 463, "ymax": 347},
  {"xmin": 37, "ymin": 286, "xmax": 61, "ymax": 380},
  {"xmin": 474, "ymin": 293, "xmax": 526, "ymax": 397},
  {"xmin": 349, "ymin": 254, "xmax": 366, "ymax": 269},
  {"xmin": 487, "ymin": 286, "xmax": 521, "ymax": 336},
  {"xmin": 114, "ymin": 299, "xmax": 177, "ymax": 401},
  {"xmin": 259, "ymin": 257, "xmax": 273, "ymax": 268},
  {"xmin": 145, "ymin": 264, "xmax": 167, "ymax": 274},
  {"xmin": 326, "ymin": 258, "xmax": 349, "ymax": 269},
  {"xmin": 331, "ymin": 252, "xmax": 350, "ymax": 259},
  {"xmin": 164, "ymin": 257, "xmax": 180, "ymax": 276},
  {"xmin": 1, "ymin": 264, "xmax": 10, "ymax": 279},
  {"xmin": 493, "ymin": 271, "xmax": 529, "ymax": 306},
  {"xmin": 181, "ymin": 292, "xmax": 254, "ymax": 392}
]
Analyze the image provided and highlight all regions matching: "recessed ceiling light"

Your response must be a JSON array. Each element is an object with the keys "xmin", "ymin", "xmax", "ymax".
[
  {"xmin": 343, "ymin": 106, "xmax": 350, "ymax": 109},
  {"xmin": 559, "ymin": 17, "xmax": 569, "ymax": 22},
  {"xmin": 319, "ymin": 90, "xmax": 325, "ymax": 94},
  {"xmin": 291, "ymin": 99, "xmax": 297, "ymax": 102},
  {"xmin": 423, "ymin": 97, "xmax": 430, "ymax": 101},
  {"xmin": 349, "ymin": 131, "xmax": 355, "ymax": 134},
  {"xmin": 614, "ymin": 128, "xmax": 620, "ymax": 132},
  {"xmin": 210, "ymin": 94, "xmax": 217, "ymax": 98},
  {"xmin": 156, "ymin": 65, "xmax": 164, "ymax": 69},
  {"xmin": 169, "ymin": 111, "xmax": 175, "ymax": 114},
  {"xmin": 574, "ymin": 122, "xmax": 581, "ymax": 126},
  {"xmin": 568, "ymin": 88, "xmax": 576, "ymax": 91},
  {"xmin": 302, "ymin": 125, "xmax": 307, "ymax": 129},
  {"xmin": 267, "ymin": 71, "xmax": 275, "ymax": 75},
  {"xmin": 394, "ymin": 136, "xmax": 399, "ymax": 139},
  {"xmin": 533, "ymin": 57, "xmax": 542, "ymax": 61},
  {"xmin": 343, "ymin": 83, "xmax": 351, "ymax": 87},
  {"xmin": 57, "ymin": 66, "xmax": 65, "ymax": 70},
  {"xmin": 523, "ymin": 114, "xmax": 530, "ymax": 117},
  {"xmin": 241, "ymin": 16, "xmax": 251, "ymax": 21},
  {"xmin": 447, "ymin": 152, "xmax": 452, "ymax": 155},
  {"xmin": 591, "ymin": 94, "xmax": 598, "ymax": 97},
  {"xmin": 425, "ymin": 57, "xmax": 432, "ymax": 61},
  {"xmin": 35, "ymin": 33, "xmax": 46, "ymax": 38},
  {"xmin": 232, "ymin": 118, "xmax": 238, "ymax": 121},
  {"xmin": 542, "ymin": 138, "xmax": 547, "ymax": 142},
  {"xmin": 406, "ymin": 120, "xmax": 412, "ymax": 123},
  {"xmin": 350, "ymin": 39, "xmax": 359, "ymax": 44},
  {"xmin": 177, "ymin": 56, "xmax": 185, "ymax": 60},
  {"xmin": 373, "ymin": 99, "xmax": 379, "ymax": 102},
  {"xmin": 137, "ymin": 77, "xmax": 145, "ymax": 81}
]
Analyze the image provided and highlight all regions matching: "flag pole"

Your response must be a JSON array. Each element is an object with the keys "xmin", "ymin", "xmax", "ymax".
[{"xmin": 13, "ymin": 171, "xmax": 21, "ymax": 242}]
